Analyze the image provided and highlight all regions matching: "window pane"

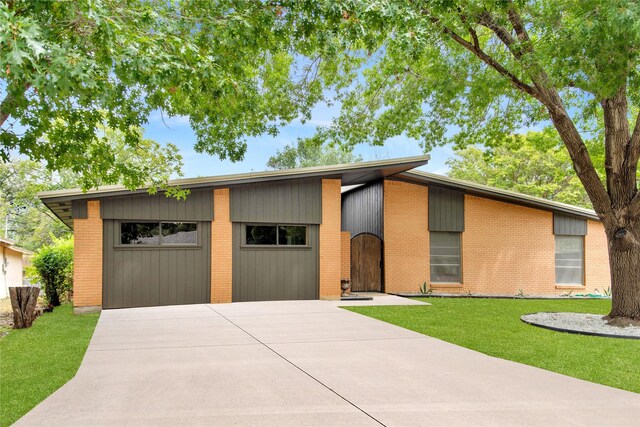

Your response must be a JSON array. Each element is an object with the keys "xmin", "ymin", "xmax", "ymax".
[
  {"xmin": 121, "ymin": 222, "xmax": 160, "ymax": 245},
  {"xmin": 430, "ymin": 231, "xmax": 461, "ymax": 283},
  {"xmin": 161, "ymin": 222, "xmax": 197, "ymax": 245},
  {"xmin": 246, "ymin": 225, "xmax": 277, "ymax": 245},
  {"xmin": 555, "ymin": 235, "xmax": 584, "ymax": 284},
  {"xmin": 278, "ymin": 226, "xmax": 307, "ymax": 245}
]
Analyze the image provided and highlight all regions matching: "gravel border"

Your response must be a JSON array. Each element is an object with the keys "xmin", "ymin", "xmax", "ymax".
[
  {"xmin": 521, "ymin": 312, "xmax": 640, "ymax": 339},
  {"xmin": 394, "ymin": 293, "xmax": 610, "ymax": 300}
]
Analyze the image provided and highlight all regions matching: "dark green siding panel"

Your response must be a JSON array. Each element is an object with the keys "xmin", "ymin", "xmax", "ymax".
[
  {"xmin": 101, "ymin": 189, "xmax": 213, "ymax": 221},
  {"xmin": 71, "ymin": 199, "xmax": 88, "ymax": 219},
  {"xmin": 554, "ymin": 213, "xmax": 587, "ymax": 235},
  {"xmin": 103, "ymin": 220, "xmax": 211, "ymax": 309},
  {"xmin": 341, "ymin": 181, "xmax": 384, "ymax": 239},
  {"xmin": 429, "ymin": 186, "xmax": 465, "ymax": 232},
  {"xmin": 232, "ymin": 223, "xmax": 318, "ymax": 302},
  {"xmin": 230, "ymin": 179, "xmax": 322, "ymax": 224}
]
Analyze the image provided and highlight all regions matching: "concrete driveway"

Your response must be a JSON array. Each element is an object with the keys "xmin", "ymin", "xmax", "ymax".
[{"xmin": 16, "ymin": 296, "xmax": 640, "ymax": 426}]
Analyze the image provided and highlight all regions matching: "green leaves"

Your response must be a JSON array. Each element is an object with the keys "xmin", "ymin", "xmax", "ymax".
[
  {"xmin": 266, "ymin": 136, "xmax": 363, "ymax": 170},
  {"xmin": 447, "ymin": 129, "xmax": 598, "ymax": 209},
  {"xmin": 0, "ymin": 0, "xmax": 327, "ymax": 191}
]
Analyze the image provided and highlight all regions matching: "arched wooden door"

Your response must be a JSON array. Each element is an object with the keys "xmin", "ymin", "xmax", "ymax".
[{"xmin": 351, "ymin": 234, "xmax": 382, "ymax": 292}]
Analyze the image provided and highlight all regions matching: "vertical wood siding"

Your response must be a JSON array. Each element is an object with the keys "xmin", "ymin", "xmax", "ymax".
[
  {"xmin": 428, "ymin": 187, "xmax": 465, "ymax": 232},
  {"xmin": 102, "ymin": 220, "xmax": 211, "ymax": 308},
  {"xmin": 554, "ymin": 213, "xmax": 587, "ymax": 235},
  {"xmin": 229, "ymin": 179, "xmax": 322, "ymax": 224},
  {"xmin": 341, "ymin": 181, "xmax": 384, "ymax": 239},
  {"xmin": 71, "ymin": 199, "xmax": 88, "ymax": 219},
  {"xmin": 232, "ymin": 223, "xmax": 319, "ymax": 302},
  {"xmin": 100, "ymin": 189, "xmax": 213, "ymax": 221}
]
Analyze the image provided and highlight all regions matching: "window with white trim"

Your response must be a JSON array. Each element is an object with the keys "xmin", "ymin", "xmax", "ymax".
[
  {"xmin": 430, "ymin": 231, "xmax": 462, "ymax": 283},
  {"xmin": 555, "ymin": 235, "xmax": 584, "ymax": 285}
]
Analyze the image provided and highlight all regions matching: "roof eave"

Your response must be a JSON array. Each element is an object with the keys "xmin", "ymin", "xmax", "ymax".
[{"xmin": 398, "ymin": 171, "xmax": 599, "ymax": 221}]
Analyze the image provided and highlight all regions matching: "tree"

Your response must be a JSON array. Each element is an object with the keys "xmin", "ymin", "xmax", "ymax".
[
  {"xmin": 267, "ymin": 137, "xmax": 362, "ymax": 170},
  {"xmin": 0, "ymin": 1, "xmax": 320, "ymax": 192},
  {"xmin": 447, "ymin": 130, "xmax": 604, "ymax": 209},
  {"xmin": 0, "ymin": 159, "xmax": 73, "ymax": 251},
  {"xmin": 275, "ymin": 1, "xmax": 640, "ymax": 322},
  {"xmin": 1, "ymin": 126, "xmax": 181, "ymax": 250}
]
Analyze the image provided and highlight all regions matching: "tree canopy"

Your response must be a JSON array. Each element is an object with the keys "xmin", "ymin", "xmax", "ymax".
[
  {"xmin": 1, "ymin": 0, "xmax": 322, "ymax": 191},
  {"xmin": 447, "ymin": 130, "xmax": 600, "ymax": 209},
  {"xmin": 267, "ymin": 138, "xmax": 362, "ymax": 170},
  {"xmin": 0, "ymin": 158, "xmax": 74, "ymax": 251}
]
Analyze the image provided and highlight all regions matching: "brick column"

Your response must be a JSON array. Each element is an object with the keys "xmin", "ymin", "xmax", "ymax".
[
  {"xmin": 383, "ymin": 180, "xmax": 429, "ymax": 294},
  {"xmin": 584, "ymin": 220, "xmax": 611, "ymax": 294},
  {"xmin": 73, "ymin": 200, "xmax": 102, "ymax": 313},
  {"xmin": 211, "ymin": 188, "xmax": 233, "ymax": 303},
  {"xmin": 319, "ymin": 179, "xmax": 342, "ymax": 299}
]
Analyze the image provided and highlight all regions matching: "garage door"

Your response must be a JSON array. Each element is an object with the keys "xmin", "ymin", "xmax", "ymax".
[
  {"xmin": 103, "ymin": 220, "xmax": 211, "ymax": 309},
  {"xmin": 232, "ymin": 223, "xmax": 318, "ymax": 302}
]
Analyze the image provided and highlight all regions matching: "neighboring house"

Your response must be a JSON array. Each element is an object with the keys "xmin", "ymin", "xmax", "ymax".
[
  {"xmin": 0, "ymin": 237, "xmax": 33, "ymax": 299},
  {"xmin": 38, "ymin": 156, "xmax": 610, "ymax": 313}
]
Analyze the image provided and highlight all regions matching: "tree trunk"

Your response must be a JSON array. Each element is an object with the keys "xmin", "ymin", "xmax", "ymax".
[
  {"xmin": 606, "ymin": 228, "xmax": 640, "ymax": 324},
  {"xmin": 9, "ymin": 286, "xmax": 41, "ymax": 329}
]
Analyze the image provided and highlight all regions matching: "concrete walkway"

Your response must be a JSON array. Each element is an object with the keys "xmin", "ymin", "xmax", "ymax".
[{"xmin": 16, "ymin": 296, "xmax": 640, "ymax": 426}]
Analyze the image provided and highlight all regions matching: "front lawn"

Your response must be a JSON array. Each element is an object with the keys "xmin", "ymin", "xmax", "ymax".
[
  {"xmin": 344, "ymin": 298, "xmax": 640, "ymax": 393},
  {"xmin": 0, "ymin": 304, "xmax": 99, "ymax": 426}
]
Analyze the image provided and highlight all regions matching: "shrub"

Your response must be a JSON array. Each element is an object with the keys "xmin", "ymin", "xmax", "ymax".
[{"xmin": 30, "ymin": 236, "xmax": 74, "ymax": 307}]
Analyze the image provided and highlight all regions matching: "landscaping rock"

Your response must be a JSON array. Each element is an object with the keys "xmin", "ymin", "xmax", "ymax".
[{"xmin": 521, "ymin": 312, "xmax": 640, "ymax": 339}]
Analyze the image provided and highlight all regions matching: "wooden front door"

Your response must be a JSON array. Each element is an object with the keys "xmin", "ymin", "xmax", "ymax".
[{"xmin": 351, "ymin": 234, "xmax": 382, "ymax": 292}]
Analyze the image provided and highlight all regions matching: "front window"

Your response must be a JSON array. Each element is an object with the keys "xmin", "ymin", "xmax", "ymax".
[
  {"xmin": 555, "ymin": 235, "xmax": 584, "ymax": 285},
  {"xmin": 430, "ymin": 231, "xmax": 462, "ymax": 283},
  {"xmin": 120, "ymin": 222, "xmax": 197, "ymax": 245},
  {"xmin": 245, "ymin": 224, "xmax": 307, "ymax": 246}
]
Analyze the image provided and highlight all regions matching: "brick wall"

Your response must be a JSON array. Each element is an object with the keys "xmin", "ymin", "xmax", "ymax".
[
  {"xmin": 73, "ymin": 200, "xmax": 102, "ymax": 308},
  {"xmin": 462, "ymin": 195, "xmax": 556, "ymax": 295},
  {"xmin": 383, "ymin": 180, "xmax": 430, "ymax": 294},
  {"xmin": 341, "ymin": 231, "xmax": 351, "ymax": 280},
  {"xmin": 585, "ymin": 220, "xmax": 611, "ymax": 293},
  {"xmin": 211, "ymin": 188, "xmax": 233, "ymax": 303},
  {"xmin": 319, "ymin": 179, "xmax": 342, "ymax": 299},
  {"xmin": 381, "ymin": 182, "xmax": 611, "ymax": 296}
]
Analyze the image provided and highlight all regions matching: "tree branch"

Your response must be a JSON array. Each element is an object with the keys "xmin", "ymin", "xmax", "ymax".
[
  {"xmin": 601, "ymin": 84, "xmax": 634, "ymax": 207},
  {"xmin": 430, "ymin": 18, "xmax": 542, "ymax": 101},
  {"xmin": 424, "ymin": 6, "xmax": 617, "ymax": 225}
]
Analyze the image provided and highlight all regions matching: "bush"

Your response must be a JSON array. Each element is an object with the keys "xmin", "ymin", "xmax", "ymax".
[{"xmin": 30, "ymin": 236, "xmax": 73, "ymax": 307}]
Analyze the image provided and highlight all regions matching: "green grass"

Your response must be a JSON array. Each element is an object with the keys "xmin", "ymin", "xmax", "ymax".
[
  {"xmin": 344, "ymin": 298, "xmax": 640, "ymax": 393},
  {"xmin": 0, "ymin": 304, "xmax": 99, "ymax": 426}
]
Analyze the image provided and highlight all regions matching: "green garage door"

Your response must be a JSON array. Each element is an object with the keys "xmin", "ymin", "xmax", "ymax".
[
  {"xmin": 232, "ymin": 223, "xmax": 318, "ymax": 302},
  {"xmin": 103, "ymin": 220, "xmax": 211, "ymax": 309}
]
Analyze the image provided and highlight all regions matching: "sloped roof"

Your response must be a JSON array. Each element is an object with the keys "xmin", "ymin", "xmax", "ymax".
[
  {"xmin": 398, "ymin": 170, "xmax": 599, "ymax": 220},
  {"xmin": 39, "ymin": 156, "xmax": 431, "ymax": 228},
  {"xmin": 0, "ymin": 237, "xmax": 34, "ymax": 255}
]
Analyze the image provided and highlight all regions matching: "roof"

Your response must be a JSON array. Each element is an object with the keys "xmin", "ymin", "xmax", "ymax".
[
  {"xmin": 0, "ymin": 237, "xmax": 34, "ymax": 255},
  {"xmin": 39, "ymin": 156, "xmax": 431, "ymax": 228},
  {"xmin": 398, "ymin": 170, "xmax": 599, "ymax": 220}
]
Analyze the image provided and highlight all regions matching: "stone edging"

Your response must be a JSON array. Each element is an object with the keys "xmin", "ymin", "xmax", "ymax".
[{"xmin": 520, "ymin": 313, "xmax": 640, "ymax": 340}]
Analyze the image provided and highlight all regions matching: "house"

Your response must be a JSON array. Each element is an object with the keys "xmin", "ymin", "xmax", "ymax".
[
  {"xmin": 1, "ymin": 237, "xmax": 33, "ymax": 299},
  {"xmin": 38, "ymin": 156, "xmax": 610, "ymax": 313}
]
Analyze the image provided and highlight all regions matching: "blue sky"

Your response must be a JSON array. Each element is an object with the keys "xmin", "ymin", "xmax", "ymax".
[{"xmin": 143, "ymin": 104, "xmax": 454, "ymax": 179}]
